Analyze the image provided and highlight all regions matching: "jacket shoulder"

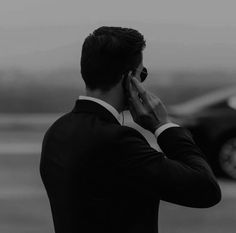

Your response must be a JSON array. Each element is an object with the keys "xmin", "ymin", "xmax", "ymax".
[{"xmin": 102, "ymin": 124, "xmax": 151, "ymax": 149}]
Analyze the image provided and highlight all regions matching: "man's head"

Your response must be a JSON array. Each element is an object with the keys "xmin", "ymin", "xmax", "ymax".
[{"xmin": 80, "ymin": 26, "xmax": 146, "ymax": 92}]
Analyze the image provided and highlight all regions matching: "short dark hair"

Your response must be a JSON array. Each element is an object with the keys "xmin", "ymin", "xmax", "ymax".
[{"xmin": 80, "ymin": 26, "xmax": 146, "ymax": 91}]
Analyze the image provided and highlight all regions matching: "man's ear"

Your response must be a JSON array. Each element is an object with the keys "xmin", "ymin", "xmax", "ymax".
[
  {"xmin": 123, "ymin": 71, "xmax": 134, "ymax": 94},
  {"xmin": 131, "ymin": 69, "xmax": 136, "ymax": 77}
]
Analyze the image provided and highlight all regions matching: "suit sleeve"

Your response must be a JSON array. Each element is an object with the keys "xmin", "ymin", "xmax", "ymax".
[{"xmin": 113, "ymin": 126, "xmax": 221, "ymax": 208}]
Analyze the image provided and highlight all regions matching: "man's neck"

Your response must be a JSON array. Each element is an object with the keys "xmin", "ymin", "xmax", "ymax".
[{"xmin": 85, "ymin": 87, "xmax": 124, "ymax": 113}]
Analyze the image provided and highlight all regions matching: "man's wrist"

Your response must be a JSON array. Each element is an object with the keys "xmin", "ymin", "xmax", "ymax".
[{"xmin": 154, "ymin": 123, "xmax": 180, "ymax": 138}]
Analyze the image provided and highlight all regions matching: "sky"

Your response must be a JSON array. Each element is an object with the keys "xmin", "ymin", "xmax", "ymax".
[
  {"xmin": 1, "ymin": 0, "xmax": 236, "ymax": 28},
  {"xmin": 1, "ymin": 0, "xmax": 236, "ymax": 70}
]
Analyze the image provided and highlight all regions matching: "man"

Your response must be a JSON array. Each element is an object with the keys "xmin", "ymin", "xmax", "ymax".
[{"xmin": 40, "ymin": 26, "xmax": 221, "ymax": 233}]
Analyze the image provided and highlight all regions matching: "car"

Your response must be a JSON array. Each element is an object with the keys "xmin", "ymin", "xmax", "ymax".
[{"xmin": 169, "ymin": 86, "xmax": 236, "ymax": 180}]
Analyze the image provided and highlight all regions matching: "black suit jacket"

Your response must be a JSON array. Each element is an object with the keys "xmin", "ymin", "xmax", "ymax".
[{"xmin": 40, "ymin": 99, "xmax": 221, "ymax": 233}]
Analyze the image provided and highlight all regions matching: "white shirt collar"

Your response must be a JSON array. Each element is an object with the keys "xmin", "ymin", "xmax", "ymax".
[{"xmin": 79, "ymin": 96, "xmax": 122, "ymax": 124}]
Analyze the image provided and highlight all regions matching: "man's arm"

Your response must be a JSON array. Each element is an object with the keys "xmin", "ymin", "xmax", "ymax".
[
  {"xmin": 118, "ymin": 75, "xmax": 221, "ymax": 208},
  {"xmin": 114, "ymin": 126, "xmax": 221, "ymax": 208},
  {"xmin": 157, "ymin": 126, "xmax": 221, "ymax": 207}
]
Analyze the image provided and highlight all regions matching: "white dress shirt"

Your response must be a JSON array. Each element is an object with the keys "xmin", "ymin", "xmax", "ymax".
[{"xmin": 79, "ymin": 96, "xmax": 179, "ymax": 138}]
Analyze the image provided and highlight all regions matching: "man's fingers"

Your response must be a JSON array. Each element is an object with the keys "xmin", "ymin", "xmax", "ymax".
[
  {"xmin": 129, "ymin": 95, "xmax": 145, "ymax": 115},
  {"xmin": 127, "ymin": 76, "xmax": 136, "ymax": 99},
  {"xmin": 128, "ymin": 82, "xmax": 146, "ymax": 115},
  {"xmin": 149, "ymin": 92, "xmax": 161, "ymax": 106},
  {"xmin": 131, "ymin": 77, "xmax": 152, "ymax": 108},
  {"xmin": 131, "ymin": 77, "xmax": 146, "ymax": 95}
]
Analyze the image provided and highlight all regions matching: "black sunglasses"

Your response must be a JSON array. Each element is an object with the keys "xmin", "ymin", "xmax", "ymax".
[
  {"xmin": 134, "ymin": 67, "xmax": 148, "ymax": 82},
  {"xmin": 140, "ymin": 67, "xmax": 148, "ymax": 82}
]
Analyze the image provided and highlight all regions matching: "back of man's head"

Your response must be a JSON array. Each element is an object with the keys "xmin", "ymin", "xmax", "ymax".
[{"xmin": 80, "ymin": 26, "xmax": 146, "ymax": 92}]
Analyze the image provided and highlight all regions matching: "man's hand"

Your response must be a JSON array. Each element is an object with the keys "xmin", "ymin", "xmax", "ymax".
[{"xmin": 127, "ymin": 76, "xmax": 170, "ymax": 134}]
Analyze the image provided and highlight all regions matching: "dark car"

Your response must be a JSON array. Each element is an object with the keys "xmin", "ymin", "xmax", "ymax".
[{"xmin": 169, "ymin": 86, "xmax": 236, "ymax": 180}]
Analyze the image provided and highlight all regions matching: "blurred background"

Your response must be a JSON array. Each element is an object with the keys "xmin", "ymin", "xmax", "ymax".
[{"xmin": 1, "ymin": 0, "xmax": 236, "ymax": 232}]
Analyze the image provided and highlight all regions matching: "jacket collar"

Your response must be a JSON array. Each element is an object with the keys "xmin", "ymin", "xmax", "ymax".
[
  {"xmin": 79, "ymin": 96, "xmax": 121, "ymax": 121},
  {"xmin": 72, "ymin": 99, "xmax": 121, "ymax": 125}
]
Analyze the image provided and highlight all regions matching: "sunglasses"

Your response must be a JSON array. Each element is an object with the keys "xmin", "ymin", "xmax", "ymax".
[{"xmin": 135, "ymin": 67, "xmax": 148, "ymax": 82}]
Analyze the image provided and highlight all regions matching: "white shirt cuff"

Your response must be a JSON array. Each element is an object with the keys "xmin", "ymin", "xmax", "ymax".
[{"xmin": 154, "ymin": 123, "xmax": 180, "ymax": 138}]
